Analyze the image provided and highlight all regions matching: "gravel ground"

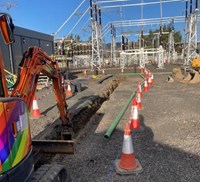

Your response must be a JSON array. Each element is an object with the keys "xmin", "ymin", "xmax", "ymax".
[{"xmin": 30, "ymin": 65, "xmax": 200, "ymax": 182}]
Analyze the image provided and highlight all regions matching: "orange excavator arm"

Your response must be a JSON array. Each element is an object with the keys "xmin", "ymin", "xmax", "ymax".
[{"xmin": 11, "ymin": 46, "xmax": 70, "ymax": 127}]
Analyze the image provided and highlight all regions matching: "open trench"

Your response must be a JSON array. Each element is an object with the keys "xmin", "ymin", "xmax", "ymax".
[
  {"xmin": 71, "ymin": 77, "xmax": 121, "ymax": 137},
  {"xmin": 34, "ymin": 76, "xmax": 124, "ymax": 168}
]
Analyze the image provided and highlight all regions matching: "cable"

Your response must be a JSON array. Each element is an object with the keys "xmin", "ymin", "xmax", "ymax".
[
  {"xmin": 77, "ymin": 18, "xmax": 91, "ymax": 36},
  {"xmin": 65, "ymin": 7, "xmax": 90, "ymax": 38},
  {"xmin": 53, "ymin": 0, "xmax": 87, "ymax": 37}
]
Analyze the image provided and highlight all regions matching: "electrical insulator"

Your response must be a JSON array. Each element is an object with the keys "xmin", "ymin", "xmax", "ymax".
[
  {"xmin": 126, "ymin": 38, "xmax": 128, "ymax": 50},
  {"xmin": 196, "ymin": 0, "xmax": 198, "ymax": 9},
  {"xmin": 99, "ymin": 9, "xmax": 102, "ymax": 25},
  {"xmin": 95, "ymin": 5, "xmax": 98, "ymax": 21},
  {"xmin": 90, "ymin": 0, "xmax": 93, "ymax": 19},
  {"xmin": 185, "ymin": 0, "xmax": 188, "ymax": 18},
  {"xmin": 122, "ymin": 36, "xmax": 125, "ymax": 51},
  {"xmin": 190, "ymin": 0, "xmax": 193, "ymax": 14}
]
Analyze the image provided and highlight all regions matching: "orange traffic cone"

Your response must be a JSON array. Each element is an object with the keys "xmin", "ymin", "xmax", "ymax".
[
  {"xmin": 61, "ymin": 76, "xmax": 67, "ymax": 94},
  {"xmin": 67, "ymin": 81, "xmax": 73, "ymax": 96},
  {"xmin": 143, "ymin": 68, "xmax": 148, "ymax": 77},
  {"xmin": 115, "ymin": 123, "xmax": 143, "ymax": 174},
  {"xmin": 148, "ymin": 74, "xmax": 152, "ymax": 87},
  {"xmin": 136, "ymin": 91, "xmax": 142, "ymax": 110},
  {"xmin": 131, "ymin": 97, "xmax": 137, "ymax": 112},
  {"xmin": 140, "ymin": 67, "xmax": 144, "ymax": 73},
  {"xmin": 138, "ymin": 81, "xmax": 142, "ymax": 98},
  {"xmin": 151, "ymin": 73, "xmax": 154, "ymax": 84},
  {"xmin": 130, "ymin": 105, "xmax": 140, "ymax": 130},
  {"xmin": 31, "ymin": 95, "xmax": 41, "ymax": 119},
  {"xmin": 83, "ymin": 70, "xmax": 88, "ymax": 78},
  {"xmin": 143, "ymin": 78, "xmax": 149, "ymax": 92}
]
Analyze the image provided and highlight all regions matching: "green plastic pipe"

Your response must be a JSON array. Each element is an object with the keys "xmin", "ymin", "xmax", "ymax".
[
  {"xmin": 104, "ymin": 89, "xmax": 137, "ymax": 139},
  {"xmin": 122, "ymin": 72, "xmax": 144, "ymax": 76}
]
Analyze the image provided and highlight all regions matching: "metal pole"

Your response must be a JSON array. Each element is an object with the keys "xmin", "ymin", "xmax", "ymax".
[
  {"xmin": 101, "ymin": 0, "xmax": 185, "ymax": 9},
  {"xmin": 8, "ymin": 44, "xmax": 14, "ymax": 74}
]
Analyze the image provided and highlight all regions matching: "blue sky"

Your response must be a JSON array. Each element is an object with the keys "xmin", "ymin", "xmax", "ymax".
[
  {"xmin": 0, "ymin": 0, "xmax": 193, "ymax": 42},
  {"xmin": 1, "ymin": 0, "xmax": 88, "ymax": 37}
]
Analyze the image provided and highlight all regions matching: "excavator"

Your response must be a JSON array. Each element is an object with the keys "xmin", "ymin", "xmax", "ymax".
[{"xmin": 0, "ymin": 13, "xmax": 73, "ymax": 181}]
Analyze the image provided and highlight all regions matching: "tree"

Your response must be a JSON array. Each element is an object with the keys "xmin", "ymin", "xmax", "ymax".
[
  {"xmin": 74, "ymin": 35, "xmax": 81, "ymax": 42},
  {"xmin": 142, "ymin": 24, "xmax": 182, "ymax": 51},
  {"xmin": 66, "ymin": 34, "xmax": 74, "ymax": 41}
]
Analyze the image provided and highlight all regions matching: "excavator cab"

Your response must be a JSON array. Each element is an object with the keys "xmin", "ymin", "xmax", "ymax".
[
  {"xmin": 0, "ymin": 13, "xmax": 72, "ymax": 181},
  {"xmin": 0, "ymin": 13, "xmax": 15, "ymax": 45},
  {"xmin": 0, "ymin": 13, "xmax": 14, "ymax": 98},
  {"xmin": 0, "ymin": 13, "xmax": 34, "ymax": 181}
]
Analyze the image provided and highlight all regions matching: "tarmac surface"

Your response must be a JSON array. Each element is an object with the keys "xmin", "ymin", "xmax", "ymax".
[{"xmin": 31, "ymin": 64, "xmax": 200, "ymax": 182}]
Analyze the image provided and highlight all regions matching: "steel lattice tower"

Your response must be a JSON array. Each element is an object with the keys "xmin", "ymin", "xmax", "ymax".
[
  {"xmin": 168, "ymin": 31, "xmax": 175, "ymax": 63},
  {"xmin": 90, "ymin": 0, "xmax": 104, "ymax": 69},
  {"xmin": 184, "ymin": 0, "xmax": 199, "ymax": 69},
  {"xmin": 139, "ymin": 48, "xmax": 145, "ymax": 68},
  {"xmin": 110, "ymin": 24, "xmax": 116, "ymax": 65},
  {"xmin": 158, "ymin": 45, "xmax": 164, "ymax": 68},
  {"xmin": 168, "ymin": 19, "xmax": 175, "ymax": 63}
]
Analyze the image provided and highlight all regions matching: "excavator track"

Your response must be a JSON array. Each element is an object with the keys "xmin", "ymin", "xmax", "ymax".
[{"xmin": 31, "ymin": 164, "xmax": 69, "ymax": 182}]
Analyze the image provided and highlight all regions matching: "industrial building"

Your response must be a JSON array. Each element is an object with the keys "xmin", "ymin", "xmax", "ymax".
[{"xmin": 0, "ymin": 26, "xmax": 53, "ymax": 74}]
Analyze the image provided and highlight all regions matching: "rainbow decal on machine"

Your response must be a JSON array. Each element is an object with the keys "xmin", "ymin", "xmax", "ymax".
[{"xmin": 0, "ymin": 98, "xmax": 32, "ymax": 174}]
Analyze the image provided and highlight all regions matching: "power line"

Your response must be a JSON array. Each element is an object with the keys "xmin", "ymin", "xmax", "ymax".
[
  {"xmin": 0, "ymin": 2, "xmax": 15, "ymax": 10},
  {"xmin": 53, "ymin": 0, "xmax": 87, "ymax": 37},
  {"xmin": 65, "ymin": 7, "xmax": 90, "ymax": 38}
]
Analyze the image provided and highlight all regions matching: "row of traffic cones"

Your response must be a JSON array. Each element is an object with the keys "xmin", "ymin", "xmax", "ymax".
[
  {"xmin": 115, "ymin": 67, "xmax": 154, "ymax": 175},
  {"xmin": 31, "ymin": 77, "xmax": 73, "ymax": 119}
]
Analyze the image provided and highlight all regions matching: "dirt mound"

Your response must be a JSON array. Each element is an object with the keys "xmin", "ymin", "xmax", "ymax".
[
  {"xmin": 172, "ymin": 68, "xmax": 200, "ymax": 84},
  {"xmin": 172, "ymin": 68, "xmax": 184, "ymax": 81}
]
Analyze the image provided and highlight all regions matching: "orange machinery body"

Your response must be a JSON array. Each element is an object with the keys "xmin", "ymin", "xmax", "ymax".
[{"xmin": 0, "ymin": 12, "xmax": 71, "ymax": 182}]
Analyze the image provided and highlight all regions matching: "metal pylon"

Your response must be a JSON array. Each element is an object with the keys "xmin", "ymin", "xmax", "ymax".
[
  {"xmin": 90, "ymin": 1, "xmax": 104, "ymax": 69},
  {"xmin": 168, "ymin": 31, "xmax": 175, "ymax": 63},
  {"xmin": 184, "ymin": 8, "xmax": 198, "ymax": 69},
  {"xmin": 158, "ymin": 45, "xmax": 164, "ymax": 68},
  {"xmin": 120, "ymin": 51, "xmax": 126, "ymax": 68},
  {"xmin": 139, "ymin": 48, "xmax": 145, "ymax": 68},
  {"xmin": 110, "ymin": 24, "xmax": 116, "ymax": 66}
]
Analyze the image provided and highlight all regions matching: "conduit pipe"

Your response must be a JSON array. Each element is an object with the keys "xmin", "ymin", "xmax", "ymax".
[
  {"xmin": 104, "ymin": 73, "xmax": 145, "ymax": 139},
  {"xmin": 104, "ymin": 89, "xmax": 137, "ymax": 139}
]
